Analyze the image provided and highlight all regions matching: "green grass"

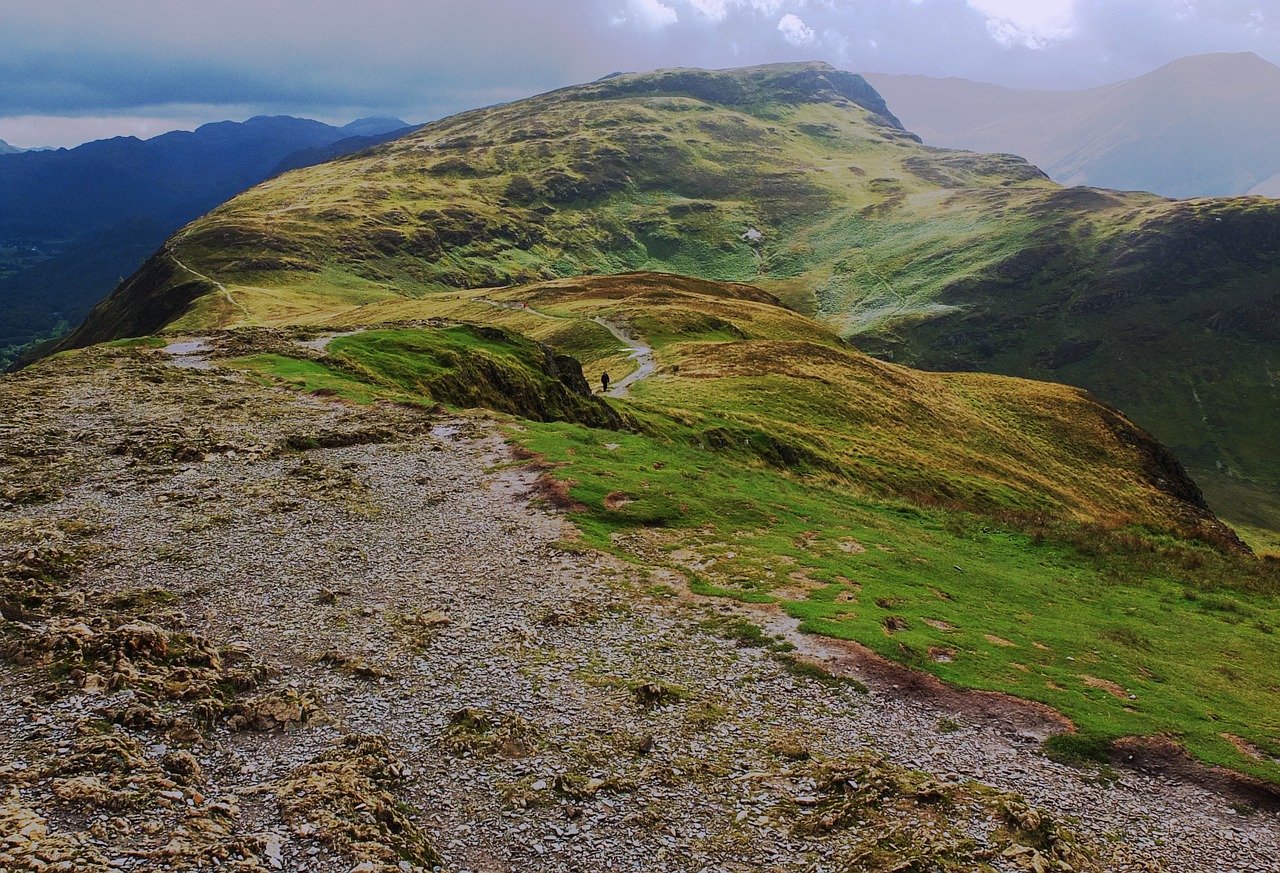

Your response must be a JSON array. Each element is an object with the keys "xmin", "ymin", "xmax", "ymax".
[
  {"xmin": 513, "ymin": 419, "xmax": 1280, "ymax": 784},
  {"xmin": 104, "ymin": 336, "xmax": 168, "ymax": 349},
  {"xmin": 229, "ymin": 324, "xmax": 622, "ymax": 430},
  {"xmin": 232, "ymin": 354, "xmax": 394, "ymax": 405}
]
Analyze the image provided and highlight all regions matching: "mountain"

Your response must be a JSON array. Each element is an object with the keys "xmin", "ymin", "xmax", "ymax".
[
  {"xmin": 4, "ymin": 61, "xmax": 1280, "ymax": 818},
  {"xmin": 339, "ymin": 115, "xmax": 413, "ymax": 137},
  {"xmin": 0, "ymin": 139, "xmax": 52, "ymax": 154},
  {"xmin": 269, "ymin": 125, "xmax": 416, "ymax": 177},
  {"xmin": 865, "ymin": 52, "xmax": 1280, "ymax": 199},
  {"xmin": 45, "ymin": 62, "xmax": 1278, "ymax": 544},
  {"xmin": 0, "ymin": 115, "xmax": 412, "ymax": 365}
]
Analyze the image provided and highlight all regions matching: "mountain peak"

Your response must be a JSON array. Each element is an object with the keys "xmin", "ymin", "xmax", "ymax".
[
  {"xmin": 342, "ymin": 116, "xmax": 411, "ymax": 137},
  {"xmin": 1141, "ymin": 51, "xmax": 1280, "ymax": 99},
  {"xmin": 574, "ymin": 61, "xmax": 908, "ymax": 130}
]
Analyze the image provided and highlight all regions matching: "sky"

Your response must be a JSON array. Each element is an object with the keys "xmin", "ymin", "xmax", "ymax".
[{"xmin": 2, "ymin": 0, "xmax": 1279, "ymax": 148}]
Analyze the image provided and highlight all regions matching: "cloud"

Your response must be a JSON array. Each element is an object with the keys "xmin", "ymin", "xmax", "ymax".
[
  {"xmin": 687, "ymin": 0, "xmax": 731, "ymax": 20},
  {"xmin": 777, "ymin": 13, "xmax": 817, "ymax": 46},
  {"xmin": 968, "ymin": 0, "xmax": 1074, "ymax": 48},
  {"xmin": 628, "ymin": 0, "xmax": 680, "ymax": 28}
]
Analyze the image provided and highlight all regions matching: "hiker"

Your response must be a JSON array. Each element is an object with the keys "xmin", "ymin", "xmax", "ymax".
[{"xmin": 601, "ymin": 372, "xmax": 611, "ymax": 393}]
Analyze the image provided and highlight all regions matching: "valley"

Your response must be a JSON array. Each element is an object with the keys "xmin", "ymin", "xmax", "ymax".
[{"xmin": 0, "ymin": 116, "xmax": 413, "ymax": 367}]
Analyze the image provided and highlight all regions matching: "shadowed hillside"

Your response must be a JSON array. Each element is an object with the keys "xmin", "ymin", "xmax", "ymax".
[{"xmin": 0, "ymin": 116, "xmax": 412, "ymax": 365}]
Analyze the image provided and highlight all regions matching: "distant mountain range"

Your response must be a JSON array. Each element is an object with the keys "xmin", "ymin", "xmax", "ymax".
[
  {"xmin": 865, "ymin": 52, "xmax": 1280, "ymax": 199},
  {"xmin": 0, "ymin": 139, "xmax": 53, "ymax": 154},
  {"xmin": 0, "ymin": 115, "xmax": 413, "ymax": 363}
]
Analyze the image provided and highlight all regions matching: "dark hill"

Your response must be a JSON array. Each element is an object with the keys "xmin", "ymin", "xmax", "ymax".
[{"xmin": 0, "ymin": 115, "xmax": 410, "ymax": 365}]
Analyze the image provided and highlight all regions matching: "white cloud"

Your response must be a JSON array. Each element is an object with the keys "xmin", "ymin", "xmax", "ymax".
[
  {"xmin": 687, "ymin": 0, "xmax": 730, "ymax": 20},
  {"xmin": 629, "ymin": 0, "xmax": 679, "ymax": 28},
  {"xmin": 685, "ymin": 0, "xmax": 785, "ymax": 22},
  {"xmin": 777, "ymin": 12, "xmax": 816, "ymax": 45},
  {"xmin": 968, "ymin": 0, "xmax": 1074, "ymax": 48}
]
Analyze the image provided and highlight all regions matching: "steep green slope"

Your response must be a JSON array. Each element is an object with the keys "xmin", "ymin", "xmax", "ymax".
[{"xmin": 41, "ymin": 62, "xmax": 1280, "ymax": 536}]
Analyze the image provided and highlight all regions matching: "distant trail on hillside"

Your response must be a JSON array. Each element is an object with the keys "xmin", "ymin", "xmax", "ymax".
[
  {"xmin": 169, "ymin": 248, "xmax": 252, "ymax": 324},
  {"xmin": 473, "ymin": 297, "xmax": 655, "ymax": 397}
]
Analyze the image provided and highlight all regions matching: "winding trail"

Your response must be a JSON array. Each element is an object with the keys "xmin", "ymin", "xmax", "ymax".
[
  {"xmin": 295, "ymin": 329, "xmax": 363, "ymax": 352},
  {"xmin": 169, "ymin": 250, "xmax": 253, "ymax": 323},
  {"xmin": 589, "ymin": 316, "xmax": 654, "ymax": 397},
  {"xmin": 473, "ymin": 297, "xmax": 656, "ymax": 397}
]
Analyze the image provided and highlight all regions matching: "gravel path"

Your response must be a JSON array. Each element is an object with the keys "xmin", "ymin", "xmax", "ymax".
[
  {"xmin": 472, "ymin": 297, "xmax": 656, "ymax": 396},
  {"xmin": 1, "ymin": 341, "xmax": 1276, "ymax": 872}
]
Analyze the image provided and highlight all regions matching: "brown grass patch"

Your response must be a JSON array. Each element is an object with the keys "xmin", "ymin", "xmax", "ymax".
[
  {"xmin": 1221, "ymin": 733, "xmax": 1267, "ymax": 760},
  {"xmin": 604, "ymin": 491, "xmax": 636, "ymax": 511},
  {"xmin": 532, "ymin": 471, "xmax": 586, "ymax": 512},
  {"xmin": 1078, "ymin": 675, "xmax": 1126, "ymax": 698}
]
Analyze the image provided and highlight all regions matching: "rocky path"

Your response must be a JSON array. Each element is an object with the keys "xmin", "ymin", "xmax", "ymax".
[
  {"xmin": 1, "ymin": 341, "xmax": 1277, "ymax": 872},
  {"xmin": 473, "ymin": 298, "xmax": 656, "ymax": 397},
  {"xmin": 589, "ymin": 317, "xmax": 654, "ymax": 398},
  {"xmin": 169, "ymin": 246, "xmax": 253, "ymax": 324}
]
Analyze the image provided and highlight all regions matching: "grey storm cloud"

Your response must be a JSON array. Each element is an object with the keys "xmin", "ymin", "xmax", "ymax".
[{"xmin": 4, "ymin": 0, "xmax": 1280, "ymax": 128}]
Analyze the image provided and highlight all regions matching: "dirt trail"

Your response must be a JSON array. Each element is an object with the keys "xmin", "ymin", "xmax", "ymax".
[
  {"xmin": 475, "ymin": 297, "xmax": 656, "ymax": 397},
  {"xmin": 1, "ymin": 342, "xmax": 1276, "ymax": 872},
  {"xmin": 590, "ymin": 316, "xmax": 655, "ymax": 397},
  {"xmin": 169, "ymin": 249, "xmax": 253, "ymax": 324}
]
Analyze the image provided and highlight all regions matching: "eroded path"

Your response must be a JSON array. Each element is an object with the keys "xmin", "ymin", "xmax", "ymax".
[
  {"xmin": 1, "ymin": 340, "xmax": 1276, "ymax": 873},
  {"xmin": 589, "ymin": 317, "xmax": 655, "ymax": 397},
  {"xmin": 475, "ymin": 297, "xmax": 656, "ymax": 397},
  {"xmin": 169, "ymin": 247, "xmax": 254, "ymax": 324}
]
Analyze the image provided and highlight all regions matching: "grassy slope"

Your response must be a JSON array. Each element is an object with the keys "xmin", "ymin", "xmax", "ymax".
[
  {"xmin": 44, "ymin": 63, "xmax": 1279, "ymax": 538},
  {"xmin": 219, "ymin": 273, "xmax": 1280, "ymax": 784}
]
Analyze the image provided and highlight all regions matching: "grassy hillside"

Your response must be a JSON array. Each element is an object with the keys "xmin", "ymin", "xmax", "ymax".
[
  {"xmin": 199, "ymin": 271, "xmax": 1279, "ymax": 786},
  {"xmin": 39, "ymin": 63, "xmax": 1280, "ymax": 540}
]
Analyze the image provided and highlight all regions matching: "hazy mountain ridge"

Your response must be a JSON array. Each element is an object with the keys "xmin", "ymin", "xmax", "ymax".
[{"xmin": 865, "ymin": 52, "xmax": 1280, "ymax": 199}]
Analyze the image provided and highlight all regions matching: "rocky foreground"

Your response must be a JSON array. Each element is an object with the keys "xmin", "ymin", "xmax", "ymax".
[{"xmin": 1, "ymin": 339, "xmax": 1277, "ymax": 872}]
